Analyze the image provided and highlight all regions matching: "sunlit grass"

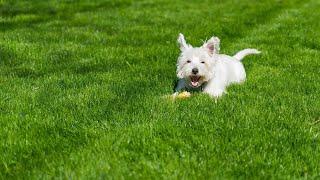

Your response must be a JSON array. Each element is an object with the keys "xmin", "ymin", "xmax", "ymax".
[{"xmin": 0, "ymin": 0, "xmax": 319, "ymax": 178}]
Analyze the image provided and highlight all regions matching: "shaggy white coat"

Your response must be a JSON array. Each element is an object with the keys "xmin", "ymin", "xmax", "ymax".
[{"xmin": 174, "ymin": 33, "xmax": 260, "ymax": 98}]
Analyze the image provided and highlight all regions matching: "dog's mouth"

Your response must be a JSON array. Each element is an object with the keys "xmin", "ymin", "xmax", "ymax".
[{"xmin": 189, "ymin": 75, "xmax": 202, "ymax": 87}]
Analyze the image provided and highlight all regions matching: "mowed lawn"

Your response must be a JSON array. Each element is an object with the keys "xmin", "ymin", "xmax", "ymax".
[{"xmin": 0, "ymin": 0, "xmax": 320, "ymax": 178}]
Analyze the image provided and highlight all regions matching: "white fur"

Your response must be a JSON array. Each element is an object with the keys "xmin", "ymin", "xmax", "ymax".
[
  {"xmin": 175, "ymin": 33, "xmax": 260, "ymax": 98},
  {"xmin": 233, "ymin": 49, "xmax": 261, "ymax": 60}
]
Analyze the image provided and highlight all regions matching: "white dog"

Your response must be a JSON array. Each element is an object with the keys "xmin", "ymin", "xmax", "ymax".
[{"xmin": 174, "ymin": 33, "xmax": 260, "ymax": 98}]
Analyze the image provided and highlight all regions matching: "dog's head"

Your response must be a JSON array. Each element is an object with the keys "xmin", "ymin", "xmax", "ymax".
[{"xmin": 176, "ymin": 33, "xmax": 220, "ymax": 88}]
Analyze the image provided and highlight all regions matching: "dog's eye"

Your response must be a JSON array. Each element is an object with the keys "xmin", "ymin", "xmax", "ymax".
[
  {"xmin": 186, "ymin": 60, "xmax": 191, "ymax": 63},
  {"xmin": 201, "ymin": 61, "xmax": 205, "ymax": 64}
]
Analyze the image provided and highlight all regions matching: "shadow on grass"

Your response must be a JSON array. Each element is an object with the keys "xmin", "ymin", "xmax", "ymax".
[
  {"xmin": 0, "ymin": 1, "xmax": 136, "ymax": 78},
  {"xmin": 0, "ymin": 0, "xmax": 132, "ymax": 31},
  {"xmin": 0, "ymin": 46, "xmax": 44, "ymax": 78}
]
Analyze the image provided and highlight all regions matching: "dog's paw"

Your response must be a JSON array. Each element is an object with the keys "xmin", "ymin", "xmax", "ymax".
[{"xmin": 205, "ymin": 89, "xmax": 224, "ymax": 99}]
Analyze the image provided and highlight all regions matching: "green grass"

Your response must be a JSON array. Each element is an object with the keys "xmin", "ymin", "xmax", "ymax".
[{"xmin": 0, "ymin": 0, "xmax": 320, "ymax": 179}]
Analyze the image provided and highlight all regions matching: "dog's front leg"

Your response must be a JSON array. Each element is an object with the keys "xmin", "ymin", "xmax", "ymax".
[{"xmin": 203, "ymin": 80, "xmax": 225, "ymax": 98}]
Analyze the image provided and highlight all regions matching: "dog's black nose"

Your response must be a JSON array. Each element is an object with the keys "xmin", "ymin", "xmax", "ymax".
[{"xmin": 192, "ymin": 68, "xmax": 199, "ymax": 75}]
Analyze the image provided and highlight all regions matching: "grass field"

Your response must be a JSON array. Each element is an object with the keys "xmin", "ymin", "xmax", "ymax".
[{"xmin": 0, "ymin": 0, "xmax": 320, "ymax": 179}]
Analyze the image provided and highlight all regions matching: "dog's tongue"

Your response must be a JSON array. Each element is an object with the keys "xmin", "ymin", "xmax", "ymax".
[
  {"xmin": 191, "ymin": 81, "xmax": 199, "ymax": 87},
  {"xmin": 190, "ymin": 76, "xmax": 200, "ymax": 87}
]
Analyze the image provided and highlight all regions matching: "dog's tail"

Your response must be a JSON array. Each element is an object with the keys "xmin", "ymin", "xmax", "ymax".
[{"xmin": 233, "ymin": 49, "xmax": 261, "ymax": 61}]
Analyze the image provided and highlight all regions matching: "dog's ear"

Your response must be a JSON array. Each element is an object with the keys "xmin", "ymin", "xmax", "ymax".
[
  {"xmin": 177, "ymin": 33, "xmax": 190, "ymax": 51},
  {"xmin": 203, "ymin": 36, "xmax": 220, "ymax": 55}
]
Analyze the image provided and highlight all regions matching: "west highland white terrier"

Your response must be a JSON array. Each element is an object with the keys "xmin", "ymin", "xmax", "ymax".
[{"xmin": 173, "ymin": 33, "xmax": 260, "ymax": 98}]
